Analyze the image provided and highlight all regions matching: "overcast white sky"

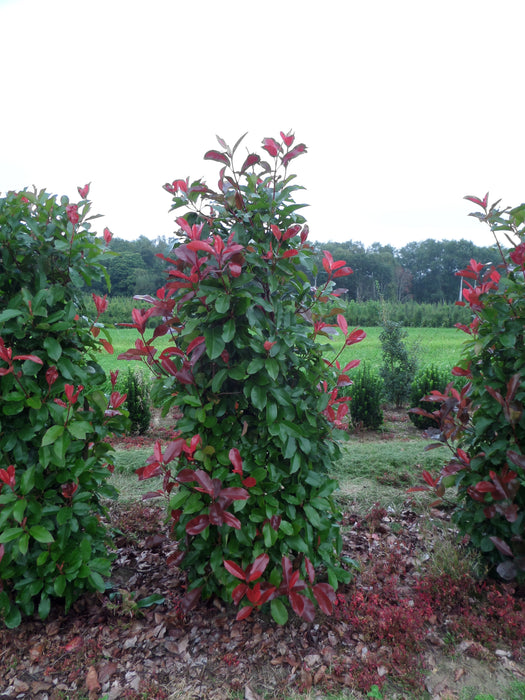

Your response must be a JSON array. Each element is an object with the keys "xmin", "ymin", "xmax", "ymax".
[{"xmin": 0, "ymin": 0, "xmax": 523, "ymax": 249}]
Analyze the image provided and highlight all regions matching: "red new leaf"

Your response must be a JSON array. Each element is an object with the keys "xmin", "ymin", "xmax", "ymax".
[
  {"xmin": 224, "ymin": 560, "xmax": 246, "ymax": 580},
  {"xmin": 221, "ymin": 511, "xmax": 242, "ymax": 530},
  {"xmin": 313, "ymin": 583, "xmax": 336, "ymax": 615},
  {"xmin": 489, "ymin": 536, "xmax": 513, "ymax": 557},
  {"xmin": 262, "ymin": 137, "xmax": 280, "ymax": 157},
  {"xmin": 204, "ymin": 150, "xmax": 230, "ymax": 165},
  {"xmin": 422, "ymin": 470, "xmax": 437, "ymax": 487},
  {"xmin": 219, "ymin": 487, "xmax": 250, "ymax": 503},
  {"xmin": 304, "ymin": 556, "xmax": 315, "ymax": 585},
  {"xmin": 229, "ymin": 448, "xmax": 243, "ymax": 474},
  {"xmin": 282, "ymin": 143, "xmax": 306, "ymax": 166},
  {"xmin": 208, "ymin": 502, "xmax": 224, "ymax": 526},
  {"xmin": 333, "ymin": 266, "xmax": 353, "ymax": 278},
  {"xmin": 345, "ymin": 329, "xmax": 366, "ymax": 346},
  {"xmin": 464, "ymin": 193, "xmax": 489, "ymax": 209},
  {"xmin": 236, "ymin": 605, "xmax": 254, "ymax": 621},
  {"xmin": 246, "ymin": 582, "xmax": 261, "ymax": 603},
  {"xmin": 240, "ymin": 153, "xmax": 260, "ymax": 173},
  {"xmin": 185, "ymin": 514, "xmax": 209, "ymax": 535},
  {"xmin": 13, "ymin": 354, "xmax": 43, "ymax": 364},
  {"xmin": 232, "ymin": 583, "xmax": 248, "ymax": 605},
  {"xmin": 247, "ymin": 553, "xmax": 269, "ymax": 582},
  {"xmin": 342, "ymin": 360, "xmax": 360, "ymax": 372}
]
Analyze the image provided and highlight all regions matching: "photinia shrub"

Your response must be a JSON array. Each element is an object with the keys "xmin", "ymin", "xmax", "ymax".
[
  {"xmin": 410, "ymin": 193, "xmax": 525, "ymax": 581},
  {"xmin": 0, "ymin": 186, "xmax": 128, "ymax": 627},
  {"xmin": 120, "ymin": 132, "xmax": 365, "ymax": 622}
]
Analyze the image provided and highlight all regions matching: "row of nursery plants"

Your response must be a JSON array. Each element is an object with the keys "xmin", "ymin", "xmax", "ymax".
[
  {"xmin": 346, "ymin": 298, "xmax": 472, "ymax": 327},
  {"xmin": 84, "ymin": 293, "xmax": 473, "ymax": 329}
]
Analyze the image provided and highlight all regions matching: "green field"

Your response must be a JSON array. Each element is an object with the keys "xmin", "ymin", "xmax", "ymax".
[{"xmin": 97, "ymin": 326, "xmax": 466, "ymax": 377}]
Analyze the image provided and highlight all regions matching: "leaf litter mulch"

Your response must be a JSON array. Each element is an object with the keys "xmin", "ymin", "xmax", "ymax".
[{"xmin": 1, "ymin": 499, "xmax": 524, "ymax": 700}]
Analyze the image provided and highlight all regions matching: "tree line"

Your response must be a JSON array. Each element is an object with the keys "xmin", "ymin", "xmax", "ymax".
[{"xmin": 93, "ymin": 235, "xmax": 498, "ymax": 305}]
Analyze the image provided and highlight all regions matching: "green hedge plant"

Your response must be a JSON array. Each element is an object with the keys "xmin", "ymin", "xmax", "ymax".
[
  {"xmin": 410, "ymin": 193, "xmax": 525, "ymax": 581},
  {"xmin": 120, "ymin": 132, "xmax": 365, "ymax": 623},
  {"xmin": 0, "ymin": 186, "xmax": 128, "ymax": 627},
  {"xmin": 379, "ymin": 320, "xmax": 418, "ymax": 407},
  {"xmin": 408, "ymin": 364, "xmax": 451, "ymax": 430},
  {"xmin": 123, "ymin": 368, "xmax": 151, "ymax": 435},
  {"xmin": 349, "ymin": 364, "xmax": 384, "ymax": 430}
]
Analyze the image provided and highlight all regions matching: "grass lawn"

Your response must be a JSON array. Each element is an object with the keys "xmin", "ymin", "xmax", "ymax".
[{"xmin": 97, "ymin": 325, "xmax": 466, "ymax": 378}]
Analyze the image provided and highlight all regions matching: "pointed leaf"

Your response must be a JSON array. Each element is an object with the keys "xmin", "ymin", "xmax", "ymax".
[
  {"xmin": 180, "ymin": 586, "xmax": 202, "ymax": 615},
  {"xmin": 224, "ymin": 560, "xmax": 247, "ymax": 580},
  {"xmin": 204, "ymin": 150, "xmax": 230, "ymax": 165},
  {"xmin": 489, "ymin": 536, "xmax": 513, "ymax": 557},
  {"xmin": 313, "ymin": 582, "xmax": 336, "ymax": 615},
  {"xmin": 240, "ymin": 153, "xmax": 260, "ymax": 173},
  {"xmin": 185, "ymin": 514, "xmax": 209, "ymax": 535},
  {"xmin": 236, "ymin": 605, "xmax": 254, "ymax": 621},
  {"xmin": 247, "ymin": 553, "xmax": 269, "ymax": 582},
  {"xmin": 228, "ymin": 448, "xmax": 243, "ymax": 473},
  {"xmin": 271, "ymin": 598, "xmax": 288, "ymax": 625}
]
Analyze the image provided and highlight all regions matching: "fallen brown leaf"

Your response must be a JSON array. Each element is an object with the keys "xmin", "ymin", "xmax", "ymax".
[
  {"xmin": 244, "ymin": 685, "xmax": 262, "ymax": 700},
  {"xmin": 85, "ymin": 665, "xmax": 101, "ymax": 693}
]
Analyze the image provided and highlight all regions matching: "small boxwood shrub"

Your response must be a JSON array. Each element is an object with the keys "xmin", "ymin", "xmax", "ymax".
[
  {"xmin": 350, "ymin": 364, "xmax": 384, "ymax": 430},
  {"xmin": 379, "ymin": 321, "xmax": 418, "ymax": 407},
  {"xmin": 123, "ymin": 369, "xmax": 151, "ymax": 435},
  {"xmin": 408, "ymin": 364, "xmax": 451, "ymax": 429}
]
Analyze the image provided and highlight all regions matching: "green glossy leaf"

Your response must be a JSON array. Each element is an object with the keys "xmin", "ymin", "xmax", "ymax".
[
  {"xmin": 203, "ymin": 326, "xmax": 225, "ymax": 360},
  {"xmin": 67, "ymin": 421, "xmax": 91, "ymax": 440},
  {"xmin": 271, "ymin": 598, "xmax": 288, "ymax": 625},
  {"xmin": 303, "ymin": 504, "xmax": 322, "ymax": 529},
  {"xmin": 54, "ymin": 575, "xmax": 67, "ymax": 596},
  {"xmin": 251, "ymin": 384, "xmax": 267, "ymax": 410},
  {"xmin": 265, "ymin": 358, "xmax": 279, "ymax": 381},
  {"xmin": 0, "ymin": 308, "xmax": 23, "ymax": 323},
  {"xmin": 29, "ymin": 526, "xmax": 54, "ymax": 544},
  {"xmin": 38, "ymin": 595, "xmax": 51, "ymax": 620},
  {"xmin": 247, "ymin": 357, "xmax": 265, "ymax": 375},
  {"xmin": 222, "ymin": 318, "xmax": 235, "ymax": 343},
  {"xmin": 3, "ymin": 604, "xmax": 22, "ymax": 629},
  {"xmin": 12, "ymin": 499, "xmax": 26, "ymax": 524},
  {"xmin": 0, "ymin": 527, "xmax": 24, "ymax": 543},
  {"xmin": 18, "ymin": 533, "xmax": 29, "ymax": 555},
  {"xmin": 136, "ymin": 593, "xmax": 165, "ymax": 608},
  {"xmin": 43, "ymin": 336, "xmax": 62, "ymax": 361},
  {"xmin": 41, "ymin": 424, "xmax": 64, "ymax": 447},
  {"xmin": 215, "ymin": 295, "xmax": 230, "ymax": 313},
  {"xmin": 88, "ymin": 571, "xmax": 105, "ymax": 592}
]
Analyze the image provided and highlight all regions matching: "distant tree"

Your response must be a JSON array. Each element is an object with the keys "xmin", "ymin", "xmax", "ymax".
[
  {"xmin": 92, "ymin": 236, "xmax": 174, "ymax": 296},
  {"xmin": 397, "ymin": 239, "xmax": 499, "ymax": 303}
]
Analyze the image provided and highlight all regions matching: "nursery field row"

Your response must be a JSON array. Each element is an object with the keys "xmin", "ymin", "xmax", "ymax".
[{"xmin": 96, "ymin": 326, "xmax": 466, "ymax": 378}]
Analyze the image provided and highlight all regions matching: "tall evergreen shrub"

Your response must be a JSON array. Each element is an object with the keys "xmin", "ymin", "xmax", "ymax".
[
  {"xmin": 119, "ymin": 133, "xmax": 365, "ymax": 623},
  {"xmin": 379, "ymin": 321, "xmax": 418, "ymax": 407},
  {"xmin": 0, "ymin": 186, "xmax": 128, "ymax": 627}
]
